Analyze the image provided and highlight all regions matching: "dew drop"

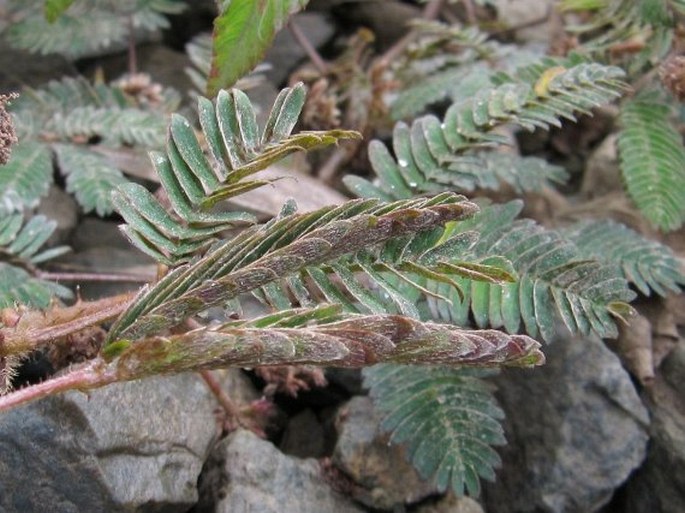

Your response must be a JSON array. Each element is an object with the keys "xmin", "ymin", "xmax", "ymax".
[{"xmin": 398, "ymin": 159, "xmax": 408, "ymax": 167}]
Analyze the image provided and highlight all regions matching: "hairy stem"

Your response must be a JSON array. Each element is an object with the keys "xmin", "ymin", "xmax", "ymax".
[
  {"xmin": 1, "ymin": 292, "xmax": 135, "ymax": 357},
  {"xmin": 0, "ymin": 359, "xmax": 115, "ymax": 412}
]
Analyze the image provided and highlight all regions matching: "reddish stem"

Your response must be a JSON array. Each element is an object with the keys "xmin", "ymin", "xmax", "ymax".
[
  {"xmin": 0, "ymin": 359, "xmax": 115, "ymax": 412},
  {"xmin": 38, "ymin": 271, "xmax": 154, "ymax": 283}
]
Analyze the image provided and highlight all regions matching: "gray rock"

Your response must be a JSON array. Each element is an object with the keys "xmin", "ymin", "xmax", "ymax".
[
  {"xmin": 332, "ymin": 396, "xmax": 438, "ymax": 510},
  {"xmin": 0, "ymin": 370, "xmax": 256, "ymax": 513},
  {"xmin": 581, "ymin": 134, "xmax": 621, "ymax": 199},
  {"xmin": 198, "ymin": 429, "xmax": 364, "ymax": 513},
  {"xmin": 280, "ymin": 408, "xmax": 326, "ymax": 458},
  {"xmin": 415, "ymin": 494, "xmax": 485, "ymax": 513},
  {"xmin": 492, "ymin": 0, "xmax": 556, "ymax": 44},
  {"xmin": 483, "ymin": 334, "xmax": 650, "ymax": 513},
  {"xmin": 36, "ymin": 185, "xmax": 79, "ymax": 246},
  {"xmin": 264, "ymin": 12, "xmax": 335, "ymax": 85},
  {"xmin": 625, "ymin": 343, "xmax": 685, "ymax": 513}
]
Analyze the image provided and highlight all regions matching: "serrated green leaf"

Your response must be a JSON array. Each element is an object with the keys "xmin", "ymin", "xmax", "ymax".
[{"xmin": 207, "ymin": 0, "xmax": 309, "ymax": 96}]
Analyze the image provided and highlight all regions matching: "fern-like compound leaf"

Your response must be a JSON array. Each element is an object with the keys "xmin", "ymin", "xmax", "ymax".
[
  {"xmin": 364, "ymin": 365, "xmax": 504, "ymax": 497},
  {"xmin": 207, "ymin": 0, "xmax": 309, "ymax": 96},
  {"xmin": 106, "ymin": 193, "xmax": 479, "ymax": 343},
  {"xmin": 0, "ymin": 141, "xmax": 53, "ymax": 215},
  {"xmin": 113, "ymin": 83, "xmax": 360, "ymax": 266},
  {"xmin": 425, "ymin": 202, "xmax": 636, "ymax": 342},
  {"xmin": 348, "ymin": 63, "xmax": 622, "ymax": 201},
  {"xmin": 618, "ymin": 93, "xmax": 685, "ymax": 231},
  {"xmin": 0, "ymin": 213, "xmax": 71, "ymax": 308},
  {"xmin": 54, "ymin": 144, "xmax": 129, "ymax": 216},
  {"xmin": 562, "ymin": 219, "xmax": 685, "ymax": 296},
  {"xmin": 7, "ymin": 0, "xmax": 185, "ymax": 58},
  {"xmin": 0, "ymin": 214, "xmax": 69, "ymax": 264},
  {"xmin": 6, "ymin": 76, "xmax": 173, "ymax": 217},
  {"xmin": 561, "ymin": 0, "xmax": 673, "ymax": 73},
  {"xmin": 10, "ymin": 76, "xmax": 170, "ymax": 143},
  {"xmin": 0, "ymin": 264, "xmax": 71, "ymax": 308}
]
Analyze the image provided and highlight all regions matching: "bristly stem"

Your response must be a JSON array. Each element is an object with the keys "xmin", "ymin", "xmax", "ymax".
[
  {"xmin": 0, "ymin": 292, "xmax": 135, "ymax": 357},
  {"xmin": 0, "ymin": 359, "xmax": 115, "ymax": 412}
]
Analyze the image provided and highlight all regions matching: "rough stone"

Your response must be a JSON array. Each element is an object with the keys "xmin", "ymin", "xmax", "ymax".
[
  {"xmin": 625, "ymin": 342, "xmax": 685, "ymax": 513},
  {"xmin": 0, "ymin": 370, "xmax": 256, "ymax": 513},
  {"xmin": 483, "ymin": 334, "xmax": 650, "ymax": 513},
  {"xmin": 493, "ymin": 0, "xmax": 557, "ymax": 44},
  {"xmin": 197, "ymin": 429, "xmax": 364, "ymax": 513},
  {"xmin": 36, "ymin": 185, "xmax": 79, "ymax": 246},
  {"xmin": 415, "ymin": 494, "xmax": 486, "ymax": 513},
  {"xmin": 581, "ymin": 134, "xmax": 621, "ymax": 199},
  {"xmin": 332, "ymin": 396, "xmax": 438, "ymax": 510},
  {"xmin": 280, "ymin": 408, "xmax": 327, "ymax": 458}
]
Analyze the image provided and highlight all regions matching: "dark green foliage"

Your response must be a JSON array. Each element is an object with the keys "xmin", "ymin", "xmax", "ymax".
[
  {"xmin": 563, "ymin": 219, "xmax": 685, "ymax": 296},
  {"xmin": 424, "ymin": 202, "xmax": 635, "ymax": 342},
  {"xmin": 364, "ymin": 365, "xmax": 504, "ymax": 497},
  {"xmin": 1, "ymin": 76, "xmax": 174, "ymax": 216},
  {"xmin": 0, "ymin": 214, "xmax": 71, "ymax": 307},
  {"xmin": 561, "ymin": 0, "xmax": 674, "ymax": 73},
  {"xmin": 347, "ymin": 62, "xmax": 624, "ymax": 201},
  {"xmin": 618, "ymin": 92, "xmax": 685, "ymax": 231},
  {"xmin": 43, "ymin": 0, "xmax": 75, "ymax": 23},
  {"xmin": 0, "ymin": 142, "xmax": 52, "ymax": 216},
  {"xmin": 113, "ymin": 83, "xmax": 359, "ymax": 266},
  {"xmin": 5, "ymin": 0, "xmax": 186, "ymax": 58}
]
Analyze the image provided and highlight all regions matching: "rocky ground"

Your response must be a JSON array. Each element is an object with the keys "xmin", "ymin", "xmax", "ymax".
[{"xmin": 0, "ymin": 1, "xmax": 683, "ymax": 512}]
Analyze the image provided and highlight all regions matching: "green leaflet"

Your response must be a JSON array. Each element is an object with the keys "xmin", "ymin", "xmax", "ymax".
[
  {"xmin": 365, "ymin": 365, "xmax": 505, "ymax": 497},
  {"xmin": 44, "ymin": 0, "xmax": 75, "ymax": 22},
  {"xmin": 0, "ymin": 141, "xmax": 53, "ymax": 215},
  {"xmin": 106, "ymin": 193, "xmax": 479, "ymax": 343},
  {"xmin": 424, "ymin": 202, "xmax": 636, "ymax": 342},
  {"xmin": 114, "ymin": 83, "xmax": 359, "ymax": 266},
  {"xmin": 618, "ymin": 92, "xmax": 685, "ymax": 231},
  {"xmin": 7, "ymin": 0, "xmax": 186, "ymax": 58},
  {"xmin": 0, "ymin": 263, "xmax": 72, "ymax": 308},
  {"xmin": 207, "ymin": 0, "xmax": 309, "ymax": 96},
  {"xmin": 54, "ymin": 144, "xmax": 129, "ymax": 216},
  {"xmin": 347, "ymin": 62, "xmax": 622, "ymax": 201},
  {"xmin": 0, "ymin": 213, "xmax": 71, "ymax": 308},
  {"xmin": 6, "ymin": 76, "xmax": 175, "ymax": 219},
  {"xmin": 561, "ymin": 0, "xmax": 674, "ymax": 73},
  {"xmin": 562, "ymin": 219, "xmax": 685, "ymax": 296}
]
